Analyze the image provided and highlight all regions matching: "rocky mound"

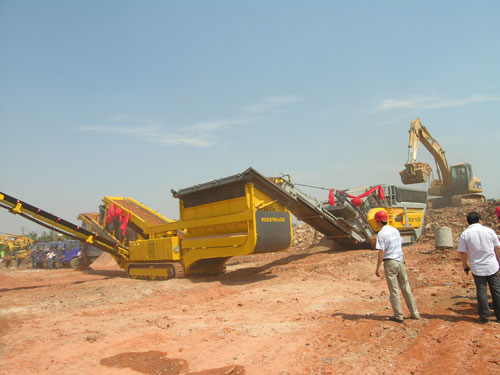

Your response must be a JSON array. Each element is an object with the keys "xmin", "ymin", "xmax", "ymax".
[
  {"xmin": 419, "ymin": 200, "xmax": 500, "ymax": 245},
  {"xmin": 90, "ymin": 252, "xmax": 123, "ymax": 271}
]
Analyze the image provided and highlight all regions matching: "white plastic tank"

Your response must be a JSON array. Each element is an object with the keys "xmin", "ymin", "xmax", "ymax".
[{"xmin": 434, "ymin": 227, "xmax": 453, "ymax": 249}]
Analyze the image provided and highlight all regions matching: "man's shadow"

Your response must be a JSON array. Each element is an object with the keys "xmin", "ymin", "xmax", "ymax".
[{"xmin": 331, "ymin": 296, "xmax": 480, "ymax": 324}]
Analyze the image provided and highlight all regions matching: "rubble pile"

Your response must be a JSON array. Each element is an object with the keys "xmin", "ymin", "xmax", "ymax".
[
  {"xmin": 91, "ymin": 252, "xmax": 122, "ymax": 271},
  {"xmin": 418, "ymin": 200, "xmax": 500, "ymax": 245},
  {"xmin": 291, "ymin": 223, "xmax": 324, "ymax": 249}
]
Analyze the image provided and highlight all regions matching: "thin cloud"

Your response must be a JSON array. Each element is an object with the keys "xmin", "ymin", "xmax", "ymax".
[
  {"xmin": 372, "ymin": 114, "xmax": 413, "ymax": 127},
  {"xmin": 80, "ymin": 125, "xmax": 158, "ymax": 137},
  {"xmin": 79, "ymin": 95, "xmax": 301, "ymax": 147},
  {"xmin": 153, "ymin": 133, "xmax": 212, "ymax": 147},
  {"xmin": 240, "ymin": 95, "xmax": 303, "ymax": 114},
  {"xmin": 79, "ymin": 124, "xmax": 216, "ymax": 147},
  {"xmin": 190, "ymin": 118, "xmax": 254, "ymax": 132},
  {"xmin": 376, "ymin": 95, "xmax": 500, "ymax": 111}
]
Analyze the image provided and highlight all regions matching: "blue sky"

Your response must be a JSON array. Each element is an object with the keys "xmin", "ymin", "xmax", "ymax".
[{"xmin": 1, "ymin": 0, "xmax": 499, "ymax": 235}]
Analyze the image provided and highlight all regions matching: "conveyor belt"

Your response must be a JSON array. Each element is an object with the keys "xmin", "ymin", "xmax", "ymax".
[
  {"xmin": 78, "ymin": 212, "xmax": 123, "ymax": 243},
  {"xmin": 0, "ymin": 192, "xmax": 129, "ymax": 261},
  {"xmin": 105, "ymin": 197, "xmax": 170, "ymax": 227}
]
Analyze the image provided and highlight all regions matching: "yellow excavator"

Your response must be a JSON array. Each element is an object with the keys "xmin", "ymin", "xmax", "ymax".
[
  {"xmin": 399, "ymin": 118, "xmax": 484, "ymax": 207},
  {"xmin": 0, "ymin": 233, "xmax": 34, "ymax": 266}
]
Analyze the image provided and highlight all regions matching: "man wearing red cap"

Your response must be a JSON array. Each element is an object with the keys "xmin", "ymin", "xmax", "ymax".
[{"xmin": 374, "ymin": 210, "xmax": 419, "ymax": 323}]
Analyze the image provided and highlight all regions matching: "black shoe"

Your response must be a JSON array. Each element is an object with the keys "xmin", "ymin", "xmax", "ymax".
[
  {"xmin": 389, "ymin": 317, "xmax": 404, "ymax": 323},
  {"xmin": 478, "ymin": 318, "xmax": 490, "ymax": 324},
  {"xmin": 410, "ymin": 315, "xmax": 420, "ymax": 320}
]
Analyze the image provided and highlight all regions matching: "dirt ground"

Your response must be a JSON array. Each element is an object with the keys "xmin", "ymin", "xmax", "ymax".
[{"xmin": 2, "ymin": 224, "xmax": 500, "ymax": 374}]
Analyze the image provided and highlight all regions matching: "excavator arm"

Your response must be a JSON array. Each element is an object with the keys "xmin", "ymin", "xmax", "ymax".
[{"xmin": 400, "ymin": 118, "xmax": 453, "ymax": 196}]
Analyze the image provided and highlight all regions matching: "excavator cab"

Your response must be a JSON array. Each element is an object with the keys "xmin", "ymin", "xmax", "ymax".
[{"xmin": 450, "ymin": 163, "xmax": 482, "ymax": 195}]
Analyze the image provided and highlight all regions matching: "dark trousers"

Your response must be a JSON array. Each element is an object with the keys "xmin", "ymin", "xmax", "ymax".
[{"xmin": 472, "ymin": 270, "xmax": 500, "ymax": 321}]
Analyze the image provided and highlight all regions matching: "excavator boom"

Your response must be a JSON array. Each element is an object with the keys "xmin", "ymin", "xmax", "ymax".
[{"xmin": 400, "ymin": 118, "xmax": 451, "ymax": 192}]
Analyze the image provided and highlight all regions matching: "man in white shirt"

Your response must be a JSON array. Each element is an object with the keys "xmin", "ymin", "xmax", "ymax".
[
  {"xmin": 47, "ymin": 249, "xmax": 56, "ymax": 270},
  {"xmin": 457, "ymin": 211, "xmax": 500, "ymax": 324},
  {"xmin": 374, "ymin": 210, "xmax": 419, "ymax": 323}
]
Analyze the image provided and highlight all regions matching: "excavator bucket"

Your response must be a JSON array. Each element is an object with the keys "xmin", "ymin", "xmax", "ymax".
[{"xmin": 400, "ymin": 163, "xmax": 432, "ymax": 184}]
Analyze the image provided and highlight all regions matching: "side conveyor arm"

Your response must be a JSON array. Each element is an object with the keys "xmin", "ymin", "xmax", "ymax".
[{"xmin": 0, "ymin": 192, "xmax": 129, "ymax": 261}]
